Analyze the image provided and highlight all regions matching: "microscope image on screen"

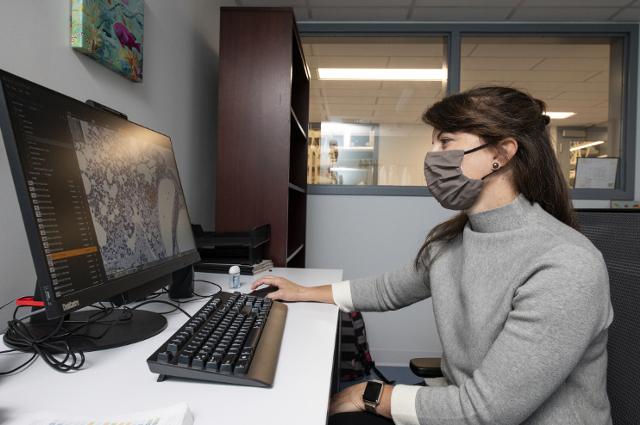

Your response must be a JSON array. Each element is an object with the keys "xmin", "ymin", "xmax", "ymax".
[{"xmin": 67, "ymin": 117, "xmax": 195, "ymax": 279}]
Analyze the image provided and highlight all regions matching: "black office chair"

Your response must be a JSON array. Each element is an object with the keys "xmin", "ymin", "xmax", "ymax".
[
  {"xmin": 409, "ymin": 357, "xmax": 443, "ymax": 379},
  {"xmin": 410, "ymin": 209, "xmax": 640, "ymax": 424}
]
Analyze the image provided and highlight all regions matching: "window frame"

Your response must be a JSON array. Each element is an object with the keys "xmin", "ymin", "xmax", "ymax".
[{"xmin": 299, "ymin": 23, "xmax": 638, "ymax": 200}]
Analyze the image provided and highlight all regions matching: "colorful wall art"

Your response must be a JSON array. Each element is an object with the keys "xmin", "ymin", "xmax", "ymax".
[{"xmin": 71, "ymin": 0, "xmax": 144, "ymax": 82}]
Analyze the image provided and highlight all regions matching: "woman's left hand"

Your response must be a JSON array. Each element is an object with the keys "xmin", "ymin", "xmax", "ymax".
[{"xmin": 329, "ymin": 382, "xmax": 366, "ymax": 415}]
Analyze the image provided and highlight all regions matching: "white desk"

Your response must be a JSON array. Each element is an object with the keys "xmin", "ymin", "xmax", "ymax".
[{"xmin": 0, "ymin": 267, "xmax": 342, "ymax": 424}]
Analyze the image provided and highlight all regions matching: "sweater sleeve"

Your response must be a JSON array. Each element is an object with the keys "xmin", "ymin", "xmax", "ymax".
[
  {"xmin": 332, "ymin": 263, "xmax": 431, "ymax": 312},
  {"xmin": 402, "ymin": 245, "xmax": 613, "ymax": 425}
]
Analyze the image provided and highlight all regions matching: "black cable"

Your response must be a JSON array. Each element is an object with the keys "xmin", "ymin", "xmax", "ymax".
[
  {"xmin": 172, "ymin": 297, "xmax": 209, "ymax": 306},
  {"xmin": 194, "ymin": 279, "xmax": 223, "ymax": 293},
  {"xmin": 0, "ymin": 352, "xmax": 38, "ymax": 376},
  {"xmin": 128, "ymin": 299, "xmax": 192, "ymax": 319},
  {"xmin": 3, "ymin": 315, "xmax": 85, "ymax": 374},
  {"xmin": 3, "ymin": 301, "xmax": 138, "ymax": 375},
  {"xmin": 59, "ymin": 307, "xmax": 133, "ymax": 341},
  {"xmin": 0, "ymin": 298, "xmax": 16, "ymax": 313},
  {"xmin": 0, "ymin": 278, "xmax": 216, "ymax": 376},
  {"xmin": 1, "ymin": 304, "xmax": 109, "ymax": 374},
  {"xmin": 151, "ymin": 306, "xmax": 180, "ymax": 314},
  {"xmin": 173, "ymin": 281, "xmax": 222, "ymax": 301},
  {"xmin": 143, "ymin": 288, "xmax": 168, "ymax": 300},
  {"xmin": 63, "ymin": 305, "xmax": 133, "ymax": 327}
]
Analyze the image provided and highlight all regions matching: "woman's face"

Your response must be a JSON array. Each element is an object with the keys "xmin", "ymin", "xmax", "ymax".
[{"xmin": 431, "ymin": 129, "xmax": 496, "ymax": 181}]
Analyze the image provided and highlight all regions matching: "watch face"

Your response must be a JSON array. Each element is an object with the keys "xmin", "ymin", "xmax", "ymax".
[{"xmin": 363, "ymin": 381, "xmax": 383, "ymax": 402}]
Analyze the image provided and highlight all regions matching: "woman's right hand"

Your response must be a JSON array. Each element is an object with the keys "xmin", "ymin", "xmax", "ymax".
[{"xmin": 250, "ymin": 275, "xmax": 306, "ymax": 302}]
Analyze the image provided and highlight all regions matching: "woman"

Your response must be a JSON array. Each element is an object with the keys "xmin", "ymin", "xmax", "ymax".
[{"xmin": 251, "ymin": 87, "xmax": 613, "ymax": 425}]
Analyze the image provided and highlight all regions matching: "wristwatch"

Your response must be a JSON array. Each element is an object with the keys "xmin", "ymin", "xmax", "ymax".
[{"xmin": 362, "ymin": 380, "xmax": 384, "ymax": 413}]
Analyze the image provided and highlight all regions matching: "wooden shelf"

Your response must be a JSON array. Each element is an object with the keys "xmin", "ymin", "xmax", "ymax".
[
  {"xmin": 291, "ymin": 107, "xmax": 307, "ymax": 140},
  {"xmin": 288, "ymin": 182, "xmax": 306, "ymax": 194},
  {"xmin": 286, "ymin": 243, "xmax": 304, "ymax": 264},
  {"xmin": 292, "ymin": 25, "xmax": 310, "ymax": 82},
  {"xmin": 289, "ymin": 117, "xmax": 308, "ymax": 190},
  {"xmin": 216, "ymin": 8, "xmax": 308, "ymax": 267}
]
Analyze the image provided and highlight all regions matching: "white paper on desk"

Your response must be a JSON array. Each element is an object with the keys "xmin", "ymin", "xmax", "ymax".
[
  {"xmin": 5, "ymin": 401, "xmax": 193, "ymax": 425},
  {"xmin": 574, "ymin": 157, "xmax": 619, "ymax": 189}
]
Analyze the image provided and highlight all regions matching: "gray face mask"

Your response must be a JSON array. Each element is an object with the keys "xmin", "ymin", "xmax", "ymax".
[{"xmin": 424, "ymin": 144, "xmax": 497, "ymax": 210}]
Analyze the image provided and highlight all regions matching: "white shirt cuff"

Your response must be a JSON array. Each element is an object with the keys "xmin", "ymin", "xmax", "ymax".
[
  {"xmin": 391, "ymin": 384, "xmax": 421, "ymax": 425},
  {"xmin": 331, "ymin": 280, "xmax": 354, "ymax": 312}
]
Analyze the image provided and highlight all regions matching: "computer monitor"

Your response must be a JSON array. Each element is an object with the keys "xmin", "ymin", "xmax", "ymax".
[{"xmin": 0, "ymin": 69, "xmax": 200, "ymax": 350}]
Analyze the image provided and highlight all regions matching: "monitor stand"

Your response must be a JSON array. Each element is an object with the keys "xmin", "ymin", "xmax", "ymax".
[
  {"xmin": 2, "ymin": 268, "xmax": 197, "ymax": 353},
  {"xmin": 4, "ymin": 308, "xmax": 167, "ymax": 353}
]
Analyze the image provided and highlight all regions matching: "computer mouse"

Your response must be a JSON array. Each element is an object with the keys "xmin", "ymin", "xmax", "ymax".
[{"xmin": 250, "ymin": 285, "xmax": 279, "ymax": 299}]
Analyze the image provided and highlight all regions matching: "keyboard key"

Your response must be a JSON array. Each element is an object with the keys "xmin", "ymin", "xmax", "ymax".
[
  {"xmin": 167, "ymin": 340, "xmax": 181, "ymax": 353},
  {"xmin": 157, "ymin": 351, "xmax": 172, "ymax": 363},
  {"xmin": 206, "ymin": 354, "xmax": 223, "ymax": 371},
  {"xmin": 178, "ymin": 351, "xmax": 194, "ymax": 366},
  {"xmin": 192, "ymin": 355, "xmax": 208, "ymax": 369},
  {"xmin": 234, "ymin": 360, "xmax": 249, "ymax": 375},
  {"xmin": 220, "ymin": 354, "xmax": 238, "ymax": 373}
]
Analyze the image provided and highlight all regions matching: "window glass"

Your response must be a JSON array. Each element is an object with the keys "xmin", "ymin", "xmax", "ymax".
[
  {"xmin": 461, "ymin": 36, "xmax": 623, "ymax": 189},
  {"xmin": 303, "ymin": 36, "xmax": 447, "ymax": 186}
]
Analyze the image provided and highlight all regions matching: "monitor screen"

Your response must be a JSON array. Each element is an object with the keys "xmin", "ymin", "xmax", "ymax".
[{"xmin": 0, "ymin": 70, "xmax": 199, "ymax": 318}]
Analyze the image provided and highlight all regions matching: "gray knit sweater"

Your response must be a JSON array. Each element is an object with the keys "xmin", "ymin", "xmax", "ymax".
[{"xmin": 331, "ymin": 194, "xmax": 613, "ymax": 425}]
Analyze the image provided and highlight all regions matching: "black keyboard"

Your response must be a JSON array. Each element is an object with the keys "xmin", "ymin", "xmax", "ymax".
[{"xmin": 147, "ymin": 291, "xmax": 287, "ymax": 387}]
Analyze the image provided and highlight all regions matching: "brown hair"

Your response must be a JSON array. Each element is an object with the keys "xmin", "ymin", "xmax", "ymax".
[{"xmin": 415, "ymin": 86, "xmax": 578, "ymax": 270}]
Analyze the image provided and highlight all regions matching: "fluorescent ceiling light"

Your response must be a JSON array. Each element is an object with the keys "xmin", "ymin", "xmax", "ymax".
[
  {"xmin": 329, "ymin": 167, "xmax": 367, "ymax": 172},
  {"xmin": 337, "ymin": 146, "xmax": 374, "ymax": 151},
  {"xmin": 570, "ymin": 140, "xmax": 605, "ymax": 152},
  {"xmin": 544, "ymin": 112, "xmax": 575, "ymax": 120},
  {"xmin": 318, "ymin": 68, "xmax": 446, "ymax": 81}
]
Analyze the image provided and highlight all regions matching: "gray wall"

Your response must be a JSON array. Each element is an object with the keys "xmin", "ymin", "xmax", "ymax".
[
  {"xmin": 306, "ymin": 195, "xmax": 452, "ymax": 364},
  {"xmin": 306, "ymin": 56, "xmax": 640, "ymax": 366},
  {"xmin": 0, "ymin": 0, "xmax": 227, "ymax": 330}
]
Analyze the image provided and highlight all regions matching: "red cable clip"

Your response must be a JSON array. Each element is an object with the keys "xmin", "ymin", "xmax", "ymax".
[{"xmin": 16, "ymin": 296, "xmax": 45, "ymax": 307}]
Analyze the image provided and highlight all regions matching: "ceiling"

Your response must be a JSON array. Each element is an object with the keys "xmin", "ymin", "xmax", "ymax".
[
  {"xmin": 303, "ymin": 37, "xmax": 610, "ymax": 127},
  {"xmin": 233, "ymin": 0, "xmax": 640, "ymax": 22},
  {"xmin": 233, "ymin": 0, "xmax": 628, "ymax": 129}
]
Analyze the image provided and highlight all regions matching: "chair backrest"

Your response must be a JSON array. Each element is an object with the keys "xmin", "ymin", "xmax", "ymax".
[{"xmin": 575, "ymin": 209, "xmax": 640, "ymax": 425}]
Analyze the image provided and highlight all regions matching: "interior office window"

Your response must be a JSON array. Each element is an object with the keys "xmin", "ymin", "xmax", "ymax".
[
  {"xmin": 461, "ymin": 36, "xmax": 624, "ymax": 190},
  {"xmin": 303, "ymin": 36, "xmax": 446, "ymax": 186}
]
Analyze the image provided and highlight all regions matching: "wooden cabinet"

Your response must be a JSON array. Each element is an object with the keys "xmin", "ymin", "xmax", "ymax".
[{"xmin": 215, "ymin": 7, "xmax": 309, "ymax": 267}]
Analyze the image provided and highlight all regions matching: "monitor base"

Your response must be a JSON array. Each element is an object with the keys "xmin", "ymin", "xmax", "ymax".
[{"xmin": 4, "ymin": 309, "xmax": 167, "ymax": 353}]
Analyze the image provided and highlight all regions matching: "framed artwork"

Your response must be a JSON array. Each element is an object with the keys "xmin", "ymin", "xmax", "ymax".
[{"xmin": 71, "ymin": 0, "xmax": 144, "ymax": 82}]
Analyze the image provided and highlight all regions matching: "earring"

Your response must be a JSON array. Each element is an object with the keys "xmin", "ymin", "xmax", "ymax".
[{"xmin": 492, "ymin": 161, "xmax": 500, "ymax": 170}]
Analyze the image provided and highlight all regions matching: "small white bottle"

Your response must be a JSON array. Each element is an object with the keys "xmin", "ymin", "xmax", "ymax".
[{"xmin": 229, "ymin": 265, "xmax": 241, "ymax": 289}]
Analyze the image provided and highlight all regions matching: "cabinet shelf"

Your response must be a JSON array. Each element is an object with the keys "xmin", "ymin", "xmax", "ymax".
[
  {"xmin": 286, "ymin": 243, "xmax": 304, "ymax": 264},
  {"xmin": 216, "ymin": 7, "xmax": 308, "ymax": 267},
  {"xmin": 291, "ymin": 108, "xmax": 307, "ymax": 140},
  {"xmin": 292, "ymin": 26, "xmax": 310, "ymax": 82},
  {"xmin": 288, "ymin": 182, "xmax": 306, "ymax": 194}
]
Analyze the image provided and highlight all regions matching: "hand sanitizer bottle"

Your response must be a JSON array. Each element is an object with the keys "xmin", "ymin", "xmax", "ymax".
[{"xmin": 229, "ymin": 265, "xmax": 241, "ymax": 289}]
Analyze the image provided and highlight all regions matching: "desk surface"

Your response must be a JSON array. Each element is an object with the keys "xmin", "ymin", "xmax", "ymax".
[{"xmin": 0, "ymin": 267, "xmax": 342, "ymax": 425}]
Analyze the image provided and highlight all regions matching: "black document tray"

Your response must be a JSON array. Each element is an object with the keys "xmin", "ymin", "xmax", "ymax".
[{"xmin": 191, "ymin": 224, "xmax": 270, "ymax": 265}]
